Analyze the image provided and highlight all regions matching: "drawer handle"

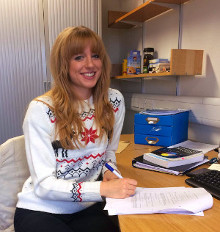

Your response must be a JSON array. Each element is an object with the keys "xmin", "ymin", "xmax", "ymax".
[
  {"xmin": 145, "ymin": 137, "xmax": 159, "ymax": 145},
  {"xmin": 146, "ymin": 117, "xmax": 159, "ymax": 124},
  {"xmin": 151, "ymin": 126, "xmax": 162, "ymax": 132}
]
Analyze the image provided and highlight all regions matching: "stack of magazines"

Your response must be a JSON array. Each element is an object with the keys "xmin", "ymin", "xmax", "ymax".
[{"xmin": 132, "ymin": 140, "xmax": 218, "ymax": 175}]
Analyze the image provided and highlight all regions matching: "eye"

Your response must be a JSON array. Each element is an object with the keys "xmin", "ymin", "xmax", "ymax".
[
  {"xmin": 92, "ymin": 54, "xmax": 100, "ymax": 59},
  {"xmin": 73, "ymin": 55, "xmax": 84, "ymax": 61}
]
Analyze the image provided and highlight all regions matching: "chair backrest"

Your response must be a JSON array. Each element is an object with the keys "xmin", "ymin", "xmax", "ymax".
[{"xmin": 0, "ymin": 135, "xmax": 30, "ymax": 231}]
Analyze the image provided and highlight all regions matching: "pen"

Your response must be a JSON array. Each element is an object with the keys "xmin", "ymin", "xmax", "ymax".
[
  {"xmin": 214, "ymin": 143, "xmax": 220, "ymax": 161},
  {"xmin": 105, "ymin": 163, "xmax": 123, "ymax": 179}
]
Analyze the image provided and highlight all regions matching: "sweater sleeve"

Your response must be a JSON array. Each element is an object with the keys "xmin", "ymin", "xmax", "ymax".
[
  {"xmin": 102, "ymin": 89, "xmax": 125, "ymax": 174},
  {"xmin": 23, "ymin": 101, "xmax": 102, "ymax": 202}
]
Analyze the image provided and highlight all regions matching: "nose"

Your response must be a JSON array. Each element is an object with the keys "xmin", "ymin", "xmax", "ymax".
[{"xmin": 85, "ymin": 57, "xmax": 94, "ymax": 68}]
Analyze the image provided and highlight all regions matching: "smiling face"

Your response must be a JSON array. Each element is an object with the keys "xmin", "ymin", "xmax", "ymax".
[
  {"xmin": 69, "ymin": 45, "xmax": 102, "ymax": 99},
  {"xmin": 50, "ymin": 27, "xmax": 110, "ymax": 101}
]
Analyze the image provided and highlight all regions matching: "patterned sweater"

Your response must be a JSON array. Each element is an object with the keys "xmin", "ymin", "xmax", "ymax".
[{"xmin": 16, "ymin": 88, "xmax": 125, "ymax": 214}]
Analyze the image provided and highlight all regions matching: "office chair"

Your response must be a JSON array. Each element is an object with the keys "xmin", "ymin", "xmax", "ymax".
[{"xmin": 0, "ymin": 135, "xmax": 29, "ymax": 232}]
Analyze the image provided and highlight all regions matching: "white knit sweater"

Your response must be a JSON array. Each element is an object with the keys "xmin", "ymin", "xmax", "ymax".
[{"xmin": 16, "ymin": 88, "xmax": 125, "ymax": 214}]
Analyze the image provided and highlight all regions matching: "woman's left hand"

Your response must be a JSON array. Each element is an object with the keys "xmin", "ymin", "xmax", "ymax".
[{"xmin": 103, "ymin": 170, "xmax": 119, "ymax": 182}]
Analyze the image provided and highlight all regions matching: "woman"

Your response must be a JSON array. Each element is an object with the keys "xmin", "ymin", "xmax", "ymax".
[{"xmin": 14, "ymin": 26, "xmax": 137, "ymax": 232}]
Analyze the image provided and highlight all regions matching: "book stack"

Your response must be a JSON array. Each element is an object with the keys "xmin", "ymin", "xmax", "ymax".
[
  {"xmin": 148, "ymin": 58, "xmax": 170, "ymax": 73},
  {"xmin": 132, "ymin": 140, "xmax": 218, "ymax": 175},
  {"xmin": 143, "ymin": 146, "xmax": 204, "ymax": 168}
]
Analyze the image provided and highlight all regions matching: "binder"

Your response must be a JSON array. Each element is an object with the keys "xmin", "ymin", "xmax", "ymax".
[{"xmin": 132, "ymin": 155, "xmax": 209, "ymax": 176}]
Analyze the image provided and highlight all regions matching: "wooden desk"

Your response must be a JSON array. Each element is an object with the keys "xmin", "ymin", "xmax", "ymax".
[{"xmin": 116, "ymin": 134, "xmax": 220, "ymax": 232}]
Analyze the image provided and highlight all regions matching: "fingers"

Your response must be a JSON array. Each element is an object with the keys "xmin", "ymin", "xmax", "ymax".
[
  {"xmin": 114, "ymin": 178, "xmax": 137, "ymax": 198},
  {"xmin": 120, "ymin": 178, "xmax": 137, "ymax": 196},
  {"xmin": 124, "ymin": 178, "xmax": 137, "ymax": 187},
  {"xmin": 103, "ymin": 170, "xmax": 120, "ymax": 182},
  {"xmin": 100, "ymin": 177, "xmax": 138, "ymax": 199},
  {"xmin": 121, "ymin": 178, "xmax": 137, "ymax": 189},
  {"xmin": 130, "ymin": 179, "xmax": 138, "ymax": 186}
]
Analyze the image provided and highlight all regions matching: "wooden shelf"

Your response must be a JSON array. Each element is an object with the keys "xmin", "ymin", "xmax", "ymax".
[
  {"xmin": 112, "ymin": 49, "xmax": 203, "ymax": 79},
  {"xmin": 108, "ymin": 0, "xmax": 190, "ymax": 28},
  {"xmin": 108, "ymin": 1, "xmax": 203, "ymax": 81},
  {"xmin": 113, "ymin": 72, "xmax": 172, "ymax": 79}
]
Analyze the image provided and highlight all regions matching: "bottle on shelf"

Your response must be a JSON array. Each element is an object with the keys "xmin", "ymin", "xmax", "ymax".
[
  {"xmin": 143, "ymin": 47, "xmax": 154, "ymax": 73},
  {"xmin": 122, "ymin": 59, "xmax": 127, "ymax": 76}
]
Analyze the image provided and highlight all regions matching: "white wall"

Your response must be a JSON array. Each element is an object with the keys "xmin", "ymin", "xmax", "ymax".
[
  {"xmin": 102, "ymin": 0, "xmax": 143, "ymax": 64},
  {"xmin": 143, "ymin": 0, "xmax": 220, "ymax": 97},
  {"xmin": 102, "ymin": 0, "xmax": 220, "ymax": 144},
  {"xmin": 180, "ymin": 0, "xmax": 220, "ymax": 96}
]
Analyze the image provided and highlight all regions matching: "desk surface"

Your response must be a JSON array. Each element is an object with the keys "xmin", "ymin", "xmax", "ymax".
[{"xmin": 116, "ymin": 134, "xmax": 220, "ymax": 232}]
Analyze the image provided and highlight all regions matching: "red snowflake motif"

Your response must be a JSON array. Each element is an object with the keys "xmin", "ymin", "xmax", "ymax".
[{"xmin": 81, "ymin": 127, "xmax": 99, "ymax": 145}]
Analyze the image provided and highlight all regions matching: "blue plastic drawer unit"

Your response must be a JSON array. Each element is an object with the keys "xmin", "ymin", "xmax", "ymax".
[{"xmin": 134, "ymin": 110, "xmax": 189, "ymax": 147}]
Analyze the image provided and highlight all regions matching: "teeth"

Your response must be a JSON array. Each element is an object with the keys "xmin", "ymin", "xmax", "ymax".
[{"xmin": 84, "ymin": 72, "xmax": 94, "ymax": 77}]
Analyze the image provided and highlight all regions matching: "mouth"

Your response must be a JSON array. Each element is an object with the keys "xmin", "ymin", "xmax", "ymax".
[{"xmin": 82, "ymin": 72, "xmax": 96, "ymax": 79}]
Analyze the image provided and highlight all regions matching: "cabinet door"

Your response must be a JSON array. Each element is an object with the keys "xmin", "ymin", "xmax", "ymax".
[
  {"xmin": 0, "ymin": 0, "xmax": 101, "ymax": 144},
  {"xmin": 47, "ymin": 0, "xmax": 100, "ymax": 48},
  {"xmin": 0, "ymin": 0, "xmax": 46, "ymax": 144}
]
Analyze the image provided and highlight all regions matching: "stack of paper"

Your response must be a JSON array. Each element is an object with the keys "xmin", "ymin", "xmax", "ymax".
[{"xmin": 104, "ymin": 187, "xmax": 213, "ymax": 216}]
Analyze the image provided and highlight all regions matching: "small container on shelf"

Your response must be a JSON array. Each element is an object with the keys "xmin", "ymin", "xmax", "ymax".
[
  {"xmin": 148, "ymin": 59, "xmax": 170, "ymax": 73},
  {"xmin": 127, "ymin": 50, "xmax": 141, "ymax": 75},
  {"xmin": 143, "ymin": 47, "xmax": 154, "ymax": 73},
  {"xmin": 149, "ymin": 58, "xmax": 169, "ymax": 64}
]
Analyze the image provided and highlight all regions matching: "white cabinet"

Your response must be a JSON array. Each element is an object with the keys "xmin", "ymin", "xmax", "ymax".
[{"xmin": 0, "ymin": 0, "xmax": 101, "ymax": 143}]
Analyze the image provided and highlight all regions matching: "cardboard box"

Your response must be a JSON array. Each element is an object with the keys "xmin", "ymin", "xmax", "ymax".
[{"xmin": 127, "ymin": 50, "xmax": 141, "ymax": 74}]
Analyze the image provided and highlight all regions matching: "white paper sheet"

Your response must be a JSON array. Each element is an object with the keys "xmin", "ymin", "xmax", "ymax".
[
  {"xmin": 208, "ymin": 163, "xmax": 220, "ymax": 171},
  {"xmin": 104, "ymin": 187, "xmax": 213, "ymax": 216},
  {"xmin": 140, "ymin": 109, "xmax": 188, "ymax": 115},
  {"xmin": 170, "ymin": 140, "xmax": 218, "ymax": 154},
  {"xmin": 116, "ymin": 141, "xmax": 130, "ymax": 153}
]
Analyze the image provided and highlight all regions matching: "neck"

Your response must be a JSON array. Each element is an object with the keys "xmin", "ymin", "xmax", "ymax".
[{"xmin": 71, "ymin": 86, "xmax": 92, "ymax": 100}]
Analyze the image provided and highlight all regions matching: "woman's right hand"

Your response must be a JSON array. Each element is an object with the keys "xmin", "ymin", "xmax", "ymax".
[{"xmin": 100, "ymin": 178, "xmax": 137, "ymax": 199}]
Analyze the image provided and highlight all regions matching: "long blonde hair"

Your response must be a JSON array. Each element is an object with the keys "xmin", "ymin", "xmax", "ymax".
[{"xmin": 45, "ymin": 26, "xmax": 114, "ymax": 149}]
